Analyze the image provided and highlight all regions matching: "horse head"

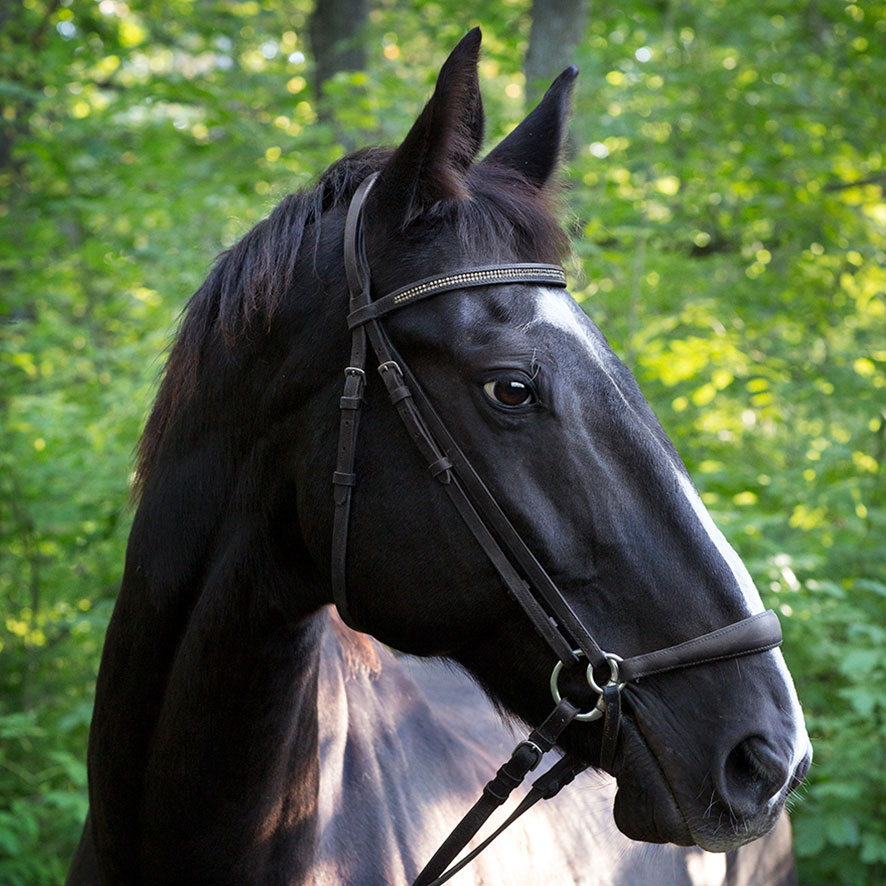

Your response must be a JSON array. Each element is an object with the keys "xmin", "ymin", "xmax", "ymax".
[{"xmin": 288, "ymin": 29, "xmax": 811, "ymax": 853}]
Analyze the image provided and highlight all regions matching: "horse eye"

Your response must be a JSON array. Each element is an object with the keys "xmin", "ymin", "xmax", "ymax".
[{"xmin": 483, "ymin": 379, "xmax": 534, "ymax": 408}]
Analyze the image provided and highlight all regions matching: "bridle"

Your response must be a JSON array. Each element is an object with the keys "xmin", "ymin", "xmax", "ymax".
[{"xmin": 331, "ymin": 173, "xmax": 784, "ymax": 885}]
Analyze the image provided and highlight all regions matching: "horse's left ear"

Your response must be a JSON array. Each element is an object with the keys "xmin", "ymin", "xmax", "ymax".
[
  {"xmin": 482, "ymin": 65, "xmax": 578, "ymax": 189},
  {"xmin": 370, "ymin": 28, "xmax": 485, "ymax": 225}
]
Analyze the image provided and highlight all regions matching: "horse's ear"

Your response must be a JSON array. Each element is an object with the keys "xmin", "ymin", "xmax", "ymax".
[
  {"xmin": 370, "ymin": 28, "xmax": 484, "ymax": 225},
  {"xmin": 482, "ymin": 65, "xmax": 578, "ymax": 189}
]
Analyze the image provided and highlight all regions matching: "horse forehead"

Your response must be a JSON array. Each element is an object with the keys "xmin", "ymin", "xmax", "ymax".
[
  {"xmin": 524, "ymin": 287, "xmax": 610, "ymax": 362},
  {"xmin": 449, "ymin": 285, "xmax": 608, "ymax": 361}
]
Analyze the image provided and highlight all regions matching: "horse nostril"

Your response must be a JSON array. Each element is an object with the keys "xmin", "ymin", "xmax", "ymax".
[{"xmin": 719, "ymin": 735, "xmax": 790, "ymax": 813}]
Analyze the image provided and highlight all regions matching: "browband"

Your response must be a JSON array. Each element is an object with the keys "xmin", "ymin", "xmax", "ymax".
[{"xmin": 347, "ymin": 264, "xmax": 567, "ymax": 329}]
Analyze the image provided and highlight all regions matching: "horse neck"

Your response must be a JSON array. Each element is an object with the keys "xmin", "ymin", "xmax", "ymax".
[{"xmin": 87, "ymin": 466, "xmax": 329, "ymax": 883}]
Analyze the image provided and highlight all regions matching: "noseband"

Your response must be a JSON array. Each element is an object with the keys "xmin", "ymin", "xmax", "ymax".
[{"xmin": 332, "ymin": 174, "xmax": 784, "ymax": 885}]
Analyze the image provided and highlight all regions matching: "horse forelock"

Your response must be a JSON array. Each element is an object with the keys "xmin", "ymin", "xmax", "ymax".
[{"xmin": 458, "ymin": 162, "xmax": 571, "ymax": 263}]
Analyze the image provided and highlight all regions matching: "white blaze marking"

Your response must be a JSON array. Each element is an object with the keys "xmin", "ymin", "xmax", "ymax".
[
  {"xmin": 676, "ymin": 465, "xmax": 810, "ymax": 780},
  {"xmin": 675, "ymin": 472, "xmax": 764, "ymax": 614},
  {"xmin": 530, "ymin": 288, "xmax": 635, "ymax": 409}
]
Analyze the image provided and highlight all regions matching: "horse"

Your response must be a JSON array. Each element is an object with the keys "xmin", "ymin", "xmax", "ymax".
[{"xmin": 67, "ymin": 28, "xmax": 811, "ymax": 886}]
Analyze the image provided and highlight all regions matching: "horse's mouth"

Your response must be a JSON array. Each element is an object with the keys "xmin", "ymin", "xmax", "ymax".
[{"xmin": 610, "ymin": 717, "xmax": 694, "ymax": 846}]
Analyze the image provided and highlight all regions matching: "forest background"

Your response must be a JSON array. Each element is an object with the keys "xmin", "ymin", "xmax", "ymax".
[{"xmin": 1, "ymin": 0, "xmax": 884, "ymax": 883}]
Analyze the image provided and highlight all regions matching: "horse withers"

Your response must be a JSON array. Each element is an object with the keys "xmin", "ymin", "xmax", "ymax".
[{"xmin": 68, "ymin": 28, "xmax": 810, "ymax": 886}]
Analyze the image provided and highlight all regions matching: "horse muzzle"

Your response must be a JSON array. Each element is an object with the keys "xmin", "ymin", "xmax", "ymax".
[{"xmin": 608, "ymin": 673, "xmax": 811, "ymax": 852}]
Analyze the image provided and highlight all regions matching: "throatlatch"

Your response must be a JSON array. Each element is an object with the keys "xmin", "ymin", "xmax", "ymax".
[{"xmin": 331, "ymin": 174, "xmax": 785, "ymax": 885}]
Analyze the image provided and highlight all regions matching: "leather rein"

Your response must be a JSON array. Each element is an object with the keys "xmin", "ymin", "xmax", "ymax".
[{"xmin": 331, "ymin": 173, "xmax": 784, "ymax": 885}]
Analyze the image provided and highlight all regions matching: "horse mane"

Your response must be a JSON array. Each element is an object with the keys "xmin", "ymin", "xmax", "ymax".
[{"xmin": 133, "ymin": 146, "xmax": 570, "ymax": 500}]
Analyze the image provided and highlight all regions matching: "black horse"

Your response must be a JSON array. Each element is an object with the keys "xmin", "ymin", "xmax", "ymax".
[{"xmin": 68, "ymin": 29, "xmax": 810, "ymax": 886}]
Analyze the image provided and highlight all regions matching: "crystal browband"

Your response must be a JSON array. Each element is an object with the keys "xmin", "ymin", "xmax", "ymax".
[{"xmin": 347, "ymin": 263, "xmax": 567, "ymax": 329}]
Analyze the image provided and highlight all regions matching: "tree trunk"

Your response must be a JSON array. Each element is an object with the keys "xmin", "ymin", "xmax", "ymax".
[
  {"xmin": 524, "ymin": 0, "xmax": 590, "ymax": 106},
  {"xmin": 308, "ymin": 0, "xmax": 369, "ymax": 99}
]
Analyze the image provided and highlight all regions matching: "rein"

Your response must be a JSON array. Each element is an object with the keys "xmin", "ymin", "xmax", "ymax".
[{"xmin": 332, "ymin": 173, "xmax": 784, "ymax": 885}]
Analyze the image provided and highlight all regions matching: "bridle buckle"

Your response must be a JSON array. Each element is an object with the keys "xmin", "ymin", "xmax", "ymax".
[
  {"xmin": 512, "ymin": 739, "xmax": 544, "ymax": 771},
  {"xmin": 343, "ymin": 366, "xmax": 366, "ymax": 396},
  {"xmin": 378, "ymin": 359, "xmax": 403, "ymax": 380}
]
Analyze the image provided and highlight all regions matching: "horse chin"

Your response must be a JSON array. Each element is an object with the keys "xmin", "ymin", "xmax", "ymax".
[{"xmin": 609, "ymin": 719, "xmax": 694, "ymax": 847}]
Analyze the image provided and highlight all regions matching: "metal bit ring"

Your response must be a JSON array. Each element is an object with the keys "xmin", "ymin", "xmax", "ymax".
[
  {"xmin": 549, "ymin": 651, "xmax": 604, "ymax": 722},
  {"xmin": 585, "ymin": 653, "xmax": 626, "ymax": 694}
]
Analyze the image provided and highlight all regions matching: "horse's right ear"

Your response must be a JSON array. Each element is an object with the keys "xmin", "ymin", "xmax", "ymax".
[
  {"xmin": 369, "ymin": 28, "xmax": 485, "ymax": 227},
  {"xmin": 482, "ymin": 65, "xmax": 578, "ymax": 189}
]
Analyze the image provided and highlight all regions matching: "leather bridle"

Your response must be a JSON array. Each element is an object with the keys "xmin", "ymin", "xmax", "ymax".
[{"xmin": 331, "ymin": 173, "xmax": 784, "ymax": 885}]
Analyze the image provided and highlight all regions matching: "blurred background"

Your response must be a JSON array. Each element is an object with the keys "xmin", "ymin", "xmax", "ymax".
[{"xmin": 0, "ymin": 1, "xmax": 883, "ymax": 883}]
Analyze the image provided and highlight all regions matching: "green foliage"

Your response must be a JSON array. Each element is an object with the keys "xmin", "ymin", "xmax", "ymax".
[{"xmin": 1, "ymin": 1, "xmax": 882, "ymax": 883}]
